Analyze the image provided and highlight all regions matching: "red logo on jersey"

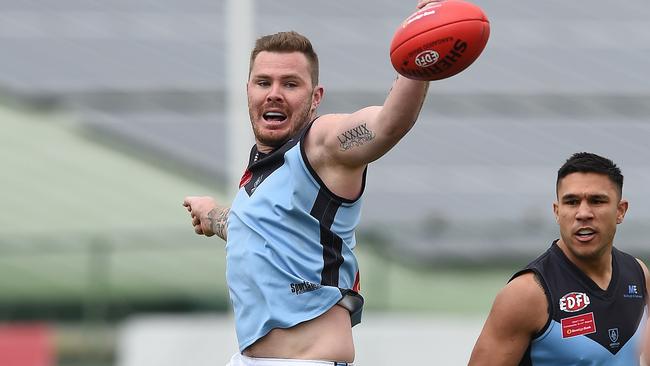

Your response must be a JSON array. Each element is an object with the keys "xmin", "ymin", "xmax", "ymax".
[
  {"xmin": 239, "ymin": 170, "xmax": 252, "ymax": 188},
  {"xmin": 561, "ymin": 312, "xmax": 596, "ymax": 338},
  {"xmin": 559, "ymin": 292, "xmax": 590, "ymax": 312}
]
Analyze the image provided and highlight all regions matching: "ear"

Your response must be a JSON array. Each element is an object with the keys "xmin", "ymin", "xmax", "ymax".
[
  {"xmin": 311, "ymin": 85, "xmax": 324, "ymax": 113},
  {"xmin": 616, "ymin": 199, "xmax": 629, "ymax": 224},
  {"xmin": 553, "ymin": 201, "xmax": 560, "ymax": 224}
]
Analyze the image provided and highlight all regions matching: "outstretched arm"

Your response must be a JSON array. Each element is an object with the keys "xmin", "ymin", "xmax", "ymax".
[
  {"xmin": 183, "ymin": 196, "xmax": 229, "ymax": 241},
  {"xmin": 306, "ymin": 1, "xmax": 438, "ymax": 170},
  {"xmin": 469, "ymin": 272, "xmax": 548, "ymax": 366},
  {"xmin": 308, "ymin": 70, "xmax": 429, "ymax": 170}
]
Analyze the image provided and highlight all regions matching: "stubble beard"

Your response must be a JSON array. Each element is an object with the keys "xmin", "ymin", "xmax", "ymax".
[
  {"xmin": 250, "ymin": 97, "xmax": 314, "ymax": 149},
  {"xmin": 565, "ymin": 235, "xmax": 612, "ymax": 263}
]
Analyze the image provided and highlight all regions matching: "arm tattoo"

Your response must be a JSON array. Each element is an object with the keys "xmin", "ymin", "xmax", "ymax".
[
  {"xmin": 337, "ymin": 123, "xmax": 376, "ymax": 151},
  {"xmin": 207, "ymin": 207, "xmax": 230, "ymax": 241}
]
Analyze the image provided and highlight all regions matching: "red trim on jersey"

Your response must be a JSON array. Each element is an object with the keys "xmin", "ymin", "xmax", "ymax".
[
  {"xmin": 353, "ymin": 271, "xmax": 361, "ymax": 292},
  {"xmin": 239, "ymin": 170, "xmax": 252, "ymax": 188}
]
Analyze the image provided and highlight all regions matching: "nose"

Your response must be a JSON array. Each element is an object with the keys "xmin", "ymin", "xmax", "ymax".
[
  {"xmin": 266, "ymin": 83, "xmax": 284, "ymax": 103},
  {"xmin": 575, "ymin": 200, "xmax": 594, "ymax": 221}
]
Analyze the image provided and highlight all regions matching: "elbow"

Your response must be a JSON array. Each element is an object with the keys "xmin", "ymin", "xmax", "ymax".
[{"xmin": 375, "ymin": 104, "xmax": 421, "ymax": 140}]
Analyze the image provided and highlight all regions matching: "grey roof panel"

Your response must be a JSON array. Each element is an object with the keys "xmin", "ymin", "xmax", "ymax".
[
  {"xmin": 1, "ymin": 0, "xmax": 649, "ymax": 95},
  {"xmin": 3, "ymin": 0, "xmax": 650, "ymax": 259}
]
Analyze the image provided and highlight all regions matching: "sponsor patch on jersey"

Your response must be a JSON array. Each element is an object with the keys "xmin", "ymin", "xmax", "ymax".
[
  {"xmin": 559, "ymin": 292, "xmax": 590, "ymax": 312},
  {"xmin": 608, "ymin": 327, "xmax": 621, "ymax": 349},
  {"xmin": 624, "ymin": 284, "xmax": 644, "ymax": 299},
  {"xmin": 290, "ymin": 281, "xmax": 322, "ymax": 295},
  {"xmin": 561, "ymin": 312, "xmax": 596, "ymax": 338}
]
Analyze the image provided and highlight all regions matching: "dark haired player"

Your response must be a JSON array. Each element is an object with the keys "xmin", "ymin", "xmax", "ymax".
[{"xmin": 469, "ymin": 152, "xmax": 649, "ymax": 365}]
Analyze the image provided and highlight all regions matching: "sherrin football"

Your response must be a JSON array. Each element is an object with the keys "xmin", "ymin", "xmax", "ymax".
[{"xmin": 390, "ymin": 0, "xmax": 490, "ymax": 81}]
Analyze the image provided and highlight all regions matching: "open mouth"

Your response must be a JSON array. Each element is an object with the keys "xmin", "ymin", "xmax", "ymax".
[
  {"xmin": 575, "ymin": 228, "xmax": 596, "ymax": 241},
  {"xmin": 263, "ymin": 111, "xmax": 287, "ymax": 123}
]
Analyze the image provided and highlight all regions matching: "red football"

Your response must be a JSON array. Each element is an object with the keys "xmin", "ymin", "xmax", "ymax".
[{"xmin": 390, "ymin": 0, "xmax": 490, "ymax": 81}]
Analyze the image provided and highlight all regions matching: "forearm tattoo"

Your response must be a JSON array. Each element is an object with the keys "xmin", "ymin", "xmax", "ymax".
[
  {"xmin": 337, "ymin": 123, "xmax": 376, "ymax": 151},
  {"xmin": 207, "ymin": 207, "xmax": 230, "ymax": 241}
]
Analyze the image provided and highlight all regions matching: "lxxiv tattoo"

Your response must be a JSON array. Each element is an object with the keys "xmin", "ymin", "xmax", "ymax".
[
  {"xmin": 207, "ymin": 207, "xmax": 230, "ymax": 240},
  {"xmin": 337, "ymin": 123, "xmax": 375, "ymax": 151}
]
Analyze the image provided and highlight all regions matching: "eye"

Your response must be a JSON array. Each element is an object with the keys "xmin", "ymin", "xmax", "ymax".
[
  {"xmin": 564, "ymin": 199, "xmax": 579, "ymax": 206},
  {"xmin": 256, "ymin": 80, "xmax": 270, "ymax": 87},
  {"xmin": 285, "ymin": 81, "xmax": 298, "ymax": 88}
]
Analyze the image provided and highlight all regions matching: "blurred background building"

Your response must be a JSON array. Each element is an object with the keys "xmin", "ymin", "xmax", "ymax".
[{"xmin": 1, "ymin": 0, "xmax": 649, "ymax": 365}]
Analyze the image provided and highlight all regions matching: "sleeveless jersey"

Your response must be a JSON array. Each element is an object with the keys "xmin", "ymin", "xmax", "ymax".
[
  {"xmin": 513, "ymin": 241, "xmax": 647, "ymax": 366},
  {"xmin": 226, "ymin": 121, "xmax": 364, "ymax": 352}
]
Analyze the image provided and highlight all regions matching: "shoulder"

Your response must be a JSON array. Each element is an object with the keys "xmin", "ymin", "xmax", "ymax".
[
  {"xmin": 504, "ymin": 272, "xmax": 548, "ymax": 304},
  {"xmin": 635, "ymin": 257, "xmax": 649, "ymax": 275},
  {"xmin": 303, "ymin": 113, "xmax": 344, "ymax": 149},
  {"xmin": 302, "ymin": 114, "xmax": 344, "ymax": 165},
  {"xmin": 470, "ymin": 271, "xmax": 549, "ymax": 364},
  {"xmin": 616, "ymin": 248, "xmax": 649, "ymax": 284},
  {"xmin": 307, "ymin": 108, "xmax": 382, "ymax": 141},
  {"xmin": 493, "ymin": 272, "xmax": 549, "ymax": 334},
  {"xmin": 635, "ymin": 258, "xmax": 649, "ymax": 290},
  {"xmin": 303, "ymin": 109, "xmax": 379, "ymax": 166}
]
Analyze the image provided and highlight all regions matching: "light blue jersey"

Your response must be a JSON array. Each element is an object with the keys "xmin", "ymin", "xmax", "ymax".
[
  {"xmin": 528, "ymin": 308, "xmax": 647, "ymax": 365},
  {"xmin": 226, "ymin": 121, "xmax": 364, "ymax": 352}
]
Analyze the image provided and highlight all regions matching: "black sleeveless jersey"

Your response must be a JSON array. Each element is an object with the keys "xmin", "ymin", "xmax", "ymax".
[{"xmin": 512, "ymin": 241, "xmax": 647, "ymax": 366}]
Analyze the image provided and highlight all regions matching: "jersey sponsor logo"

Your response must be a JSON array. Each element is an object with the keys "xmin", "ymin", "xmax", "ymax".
[
  {"xmin": 561, "ymin": 312, "xmax": 596, "ymax": 338},
  {"xmin": 624, "ymin": 284, "xmax": 644, "ymax": 299},
  {"xmin": 608, "ymin": 327, "xmax": 619, "ymax": 342},
  {"xmin": 251, "ymin": 175, "xmax": 264, "ymax": 193},
  {"xmin": 290, "ymin": 281, "xmax": 322, "ymax": 295},
  {"xmin": 559, "ymin": 292, "xmax": 590, "ymax": 312},
  {"xmin": 608, "ymin": 327, "xmax": 621, "ymax": 349}
]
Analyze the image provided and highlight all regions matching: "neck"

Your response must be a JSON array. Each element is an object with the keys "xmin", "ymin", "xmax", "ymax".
[
  {"xmin": 557, "ymin": 240, "xmax": 613, "ymax": 290},
  {"xmin": 256, "ymin": 143, "xmax": 275, "ymax": 154}
]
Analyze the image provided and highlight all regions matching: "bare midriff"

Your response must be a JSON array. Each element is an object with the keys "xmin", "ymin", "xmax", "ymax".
[{"xmin": 243, "ymin": 304, "xmax": 354, "ymax": 362}]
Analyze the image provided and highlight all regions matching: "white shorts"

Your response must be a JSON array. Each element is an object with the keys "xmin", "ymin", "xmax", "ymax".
[{"xmin": 227, "ymin": 353, "xmax": 353, "ymax": 366}]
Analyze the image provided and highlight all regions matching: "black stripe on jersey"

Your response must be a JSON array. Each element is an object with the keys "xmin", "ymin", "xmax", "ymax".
[{"xmin": 310, "ymin": 189, "xmax": 344, "ymax": 287}]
